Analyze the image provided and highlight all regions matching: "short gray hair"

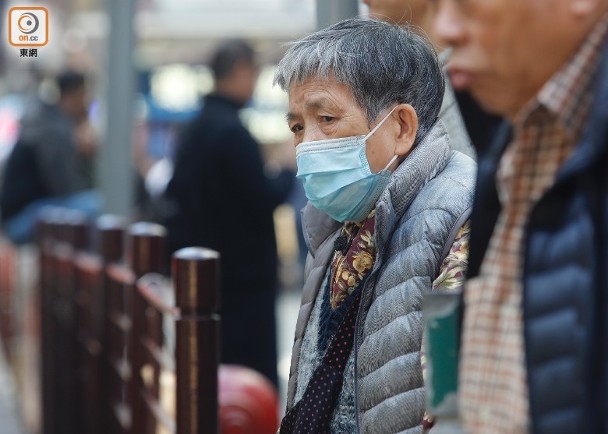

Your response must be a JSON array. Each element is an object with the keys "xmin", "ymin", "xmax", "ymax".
[{"xmin": 274, "ymin": 18, "xmax": 444, "ymax": 144}]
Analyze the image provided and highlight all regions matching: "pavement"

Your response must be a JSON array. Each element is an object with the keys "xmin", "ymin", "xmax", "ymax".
[
  {"xmin": 276, "ymin": 287, "xmax": 302, "ymax": 414},
  {"xmin": 0, "ymin": 344, "xmax": 28, "ymax": 434}
]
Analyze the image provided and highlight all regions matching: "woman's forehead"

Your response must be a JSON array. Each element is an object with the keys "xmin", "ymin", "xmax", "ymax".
[{"xmin": 288, "ymin": 78, "xmax": 356, "ymax": 105}]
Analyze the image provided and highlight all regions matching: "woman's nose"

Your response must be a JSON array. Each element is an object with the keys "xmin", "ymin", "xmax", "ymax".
[{"xmin": 301, "ymin": 125, "xmax": 324, "ymax": 144}]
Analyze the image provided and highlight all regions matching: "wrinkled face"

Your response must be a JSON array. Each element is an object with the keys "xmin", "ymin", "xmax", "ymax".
[
  {"xmin": 364, "ymin": 0, "xmax": 431, "ymax": 27},
  {"xmin": 433, "ymin": 0, "xmax": 586, "ymax": 119},
  {"xmin": 287, "ymin": 77, "xmax": 398, "ymax": 173}
]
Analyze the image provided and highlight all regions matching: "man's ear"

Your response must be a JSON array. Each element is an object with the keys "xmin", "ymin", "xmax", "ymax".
[{"xmin": 394, "ymin": 103, "xmax": 418, "ymax": 156}]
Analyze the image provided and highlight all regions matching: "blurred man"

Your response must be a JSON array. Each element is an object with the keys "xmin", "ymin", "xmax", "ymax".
[
  {"xmin": 434, "ymin": 0, "xmax": 608, "ymax": 433},
  {"xmin": 0, "ymin": 70, "xmax": 100, "ymax": 244},
  {"xmin": 365, "ymin": 0, "xmax": 503, "ymax": 158},
  {"xmin": 164, "ymin": 40, "xmax": 294, "ymax": 388},
  {"xmin": 365, "ymin": 0, "xmax": 438, "ymax": 41}
]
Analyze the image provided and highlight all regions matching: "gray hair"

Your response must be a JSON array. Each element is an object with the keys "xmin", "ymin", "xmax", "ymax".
[{"xmin": 274, "ymin": 18, "xmax": 444, "ymax": 144}]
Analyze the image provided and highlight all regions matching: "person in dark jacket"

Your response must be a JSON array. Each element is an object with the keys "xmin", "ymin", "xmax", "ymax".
[
  {"xmin": 164, "ymin": 40, "xmax": 294, "ymax": 388},
  {"xmin": 0, "ymin": 70, "xmax": 100, "ymax": 244},
  {"xmin": 434, "ymin": 0, "xmax": 608, "ymax": 433}
]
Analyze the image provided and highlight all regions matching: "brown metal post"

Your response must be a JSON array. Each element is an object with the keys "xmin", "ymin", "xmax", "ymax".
[
  {"xmin": 36, "ymin": 207, "xmax": 84, "ymax": 434},
  {"xmin": 129, "ymin": 222, "xmax": 167, "ymax": 278},
  {"xmin": 58, "ymin": 212, "xmax": 89, "ymax": 434},
  {"xmin": 74, "ymin": 254, "xmax": 103, "ymax": 434},
  {"xmin": 98, "ymin": 215, "xmax": 127, "ymax": 434},
  {"xmin": 0, "ymin": 239, "xmax": 16, "ymax": 362},
  {"xmin": 173, "ymin": 247, "xmax": 220, "ymax": 434},
  {"xmin": 98, "ymin": 215, "xmax": 127, "ymax": 264},
  {"xmin": 37, "ymin": 213, "xmax": 57, "ymax": 434},
  {"xmin": 64, "ymin": 209, "xmax": 89, "ymax": 250},
  {"xmin": 128, "ymin": 222, "xmax": 167, "ymax": 434}
]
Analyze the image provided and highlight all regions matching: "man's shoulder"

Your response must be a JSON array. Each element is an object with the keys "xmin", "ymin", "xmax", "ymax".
[
  {"xmin": 183, "ymin": 108, "xmax": 249, "ymax": 143},
  {"xmin": 19, "ymin": 103, "xmax": 68, "ymax": 140}
]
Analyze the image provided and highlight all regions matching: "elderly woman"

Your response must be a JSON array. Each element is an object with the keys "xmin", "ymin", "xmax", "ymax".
[{"xmin": 274, "ymin": 18, "xmax": 475, "ymax": 433}]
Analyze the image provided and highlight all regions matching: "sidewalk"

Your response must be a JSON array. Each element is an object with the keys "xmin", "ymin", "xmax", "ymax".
[
  {"xmin": 0, "ymin": 344, "xmax": 29, "ymax": 434},
  {"xmin": 276, "ymin": 287, "xmax": 301, "ymax": 414}
]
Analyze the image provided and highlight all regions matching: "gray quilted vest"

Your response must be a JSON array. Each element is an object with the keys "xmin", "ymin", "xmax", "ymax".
[{"xmin": 286, "ymin": 121, "xmax": 476, "ymax": 433}]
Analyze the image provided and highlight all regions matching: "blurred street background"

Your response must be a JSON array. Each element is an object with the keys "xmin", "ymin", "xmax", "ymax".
[{"xmin": 0, "ymin": 1, "xmax": 368, "ymax": 433}]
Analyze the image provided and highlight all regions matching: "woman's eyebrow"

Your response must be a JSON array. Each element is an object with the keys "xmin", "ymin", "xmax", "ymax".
[
  {"xmin": 286, "ymin": 96, "xmax": 339, "ymax": 121},
  {"xmin": 286, "ymin": 112, "xmax": 300, "ymax": 122},
  {"xmin": 305, "ymin": 96, "xmax": 334, "ymax": 111}
]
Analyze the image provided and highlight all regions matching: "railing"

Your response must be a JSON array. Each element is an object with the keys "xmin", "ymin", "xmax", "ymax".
[
  {"xmin": 0, "ymin": 208, "xmax": 279, "ymax": 434},
  {"xmin": 37, "ymin": 212, "xmax": 220, "ymax": 434},
  {"xmin": 134, "ymin": 247, "xmax": 220, "ymax": 434}
]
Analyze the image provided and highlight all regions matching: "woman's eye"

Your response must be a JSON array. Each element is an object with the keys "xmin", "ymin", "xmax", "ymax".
[
  {"xmin": 320, "ymin": 116, "xmax": 334, "ymax": 123},
  {"xmin": 290, "ymin": 123, "xmax": 303, "ymax": 134}
]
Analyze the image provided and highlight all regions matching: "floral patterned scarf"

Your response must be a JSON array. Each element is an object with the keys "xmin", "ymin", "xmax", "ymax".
[{"xmin": 329, "ymin": 209, "xmax": 377, "ymax": 310}]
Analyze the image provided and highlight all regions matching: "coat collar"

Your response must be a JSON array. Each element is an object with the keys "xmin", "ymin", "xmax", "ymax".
[
  {"xmin": 558, "ymin": 34, "xmax": 608, "ymax": 180},
  {"xmin": 204, "ymin": 93, "xmax": 245, "ymax": 111},
  {"xmin": 301, "ymin": 120, "xmax": 452, "ymax": 257}
]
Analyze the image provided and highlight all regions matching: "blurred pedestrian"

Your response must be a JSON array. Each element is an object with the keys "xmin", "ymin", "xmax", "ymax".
[
  {"xmin": 365, "ymin": 0, "xmax": 503, "ymax": 158},
  {"xmin": 274, "ymin": 18, "xmax": 475, "ymax": 433},
  {"xmin": 164, "ymin": 39, "xmax": 295, "ymax": 388},
  {"xmin": 434, "ymin": 0, "xmax": 608, "ymax": 432},
  {"xmin": 0, "ymin": 69, "xmax": 100, "ymax": 244}
]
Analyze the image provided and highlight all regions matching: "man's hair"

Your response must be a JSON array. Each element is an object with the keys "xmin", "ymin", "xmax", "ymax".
[
  {"xmin": 56, "ymin": 70, "xmax": 86, "ymax": 97},
  {"xmin": 274, "ymin": 18, "xmax": 445, "ymax": 144},
  {"xmin": 209, "ymin": 39, "xmax": 256, "ymax": 81}
]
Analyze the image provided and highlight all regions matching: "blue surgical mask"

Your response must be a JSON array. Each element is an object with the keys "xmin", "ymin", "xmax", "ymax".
[{"xmin": 295, "ymin": 107, "xmax": 399, "ymax": 223}]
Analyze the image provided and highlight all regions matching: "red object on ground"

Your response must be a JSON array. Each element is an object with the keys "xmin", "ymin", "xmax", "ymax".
[{"xmin": 219, "ymin": 364, "xmax": 280, "ymax": 434}]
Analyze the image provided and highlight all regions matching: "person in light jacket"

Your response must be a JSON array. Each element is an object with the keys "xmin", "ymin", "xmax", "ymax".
[{"xmin": 274, "ymin": 18, "xmax": 476, "ymax": 433}]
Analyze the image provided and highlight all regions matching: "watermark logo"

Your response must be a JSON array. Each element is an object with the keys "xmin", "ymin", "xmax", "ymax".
[{"xmin": 8, "ymin": 7, "xmax": 48, "ymax": 47}]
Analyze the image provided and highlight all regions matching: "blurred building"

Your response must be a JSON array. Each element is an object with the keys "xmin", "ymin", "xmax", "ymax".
[
  {"xmin": 0, "ymin": 0, "xmax": 368, "ymax": 164},
  {"xmin": 0, "ymin": 0, "xmax": 359, "ymax": 255}
]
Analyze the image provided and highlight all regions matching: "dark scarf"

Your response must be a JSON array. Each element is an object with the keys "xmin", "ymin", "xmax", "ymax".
[{"xmin": 280, "ymin": 210, "xmax": 377, "ymax": 433}]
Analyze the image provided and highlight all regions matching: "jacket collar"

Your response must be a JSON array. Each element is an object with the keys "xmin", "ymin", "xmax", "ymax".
[
  {"xmin": 301, "ymin": 121, "xmax": 452, "ymax": 257},
  {"xmin": 375, "ymin": 121, "xmax": 451, "ymax": 252},
  {"xmin": 558, "ymin": 34, "xmax": 608, "ymax": 180},
  {"xmin": 204, "ymin": 93, "xmax": 245, "ymax": 111}
]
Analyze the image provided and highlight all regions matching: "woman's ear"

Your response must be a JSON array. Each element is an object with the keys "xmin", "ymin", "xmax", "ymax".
[{"xmin": 394, "ymin": 103, "xmax": 418, "ymax": 156}]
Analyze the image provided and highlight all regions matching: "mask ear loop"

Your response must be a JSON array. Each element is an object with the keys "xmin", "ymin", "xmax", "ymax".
[
  {"xmin": 364, "ymin": 105, "xmax": 400, "ymax": 173},
  {"xmin": 382, "ymin": 154, "xmax": 399, "ymax": 172},
  {"xmin": 364, "ymin": 105, "xmax": 399, "ymax": 141}
]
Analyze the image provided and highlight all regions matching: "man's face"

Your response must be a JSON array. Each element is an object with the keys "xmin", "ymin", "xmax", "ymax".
[
  {"xmin": 364, "ymin": 0, "xmax": 430, "ymax": 27},
  {"xmin": 433, "ymin": 0, "xmax": 580, "ymax": 119},
  {"xmin": 231, "ymin": 60, "xmax": 259, "ymax": 104},
  {"xmin": 63, "ymin": 85, "xmax": 89, "ymax": 121}
]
